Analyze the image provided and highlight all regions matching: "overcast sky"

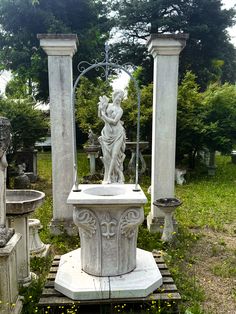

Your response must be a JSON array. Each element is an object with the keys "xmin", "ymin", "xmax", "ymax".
[{"xmin": 0, "ymin": 0, "xmax": 236, "ymax": 94}]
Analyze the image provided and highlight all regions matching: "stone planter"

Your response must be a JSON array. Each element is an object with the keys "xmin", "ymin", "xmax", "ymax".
[{"xmin": 153, "ymin": 198, "xmax": 182, "ymax": 242}]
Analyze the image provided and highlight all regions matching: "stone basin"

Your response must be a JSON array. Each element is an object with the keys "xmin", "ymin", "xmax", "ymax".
[
  {"xmin": 68, "ymin": 184, "xmax": 146, "ymax": 205},
  {"xmin": 83, "ymin": 185, "xmax": 125, "ymax": 197},
  {"xmin": 6, "ymin": 190, "xmax": 45, "ymax": 215}
]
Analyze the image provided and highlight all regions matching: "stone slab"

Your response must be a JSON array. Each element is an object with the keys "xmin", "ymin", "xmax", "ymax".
[
  {"xmin": 54, "ymin": 248, "xmax": 162, "ymax": 300},
  {"xmin": 54, "ymin": 249, "xmax": 110, "ymax": 300},
  {"xmin": 109, "ymin": 249, "xmax": 163, "ymax": 298},
  {"xmin": 67, "ymin": 184, "xmax": 147, "ymax": 205}
]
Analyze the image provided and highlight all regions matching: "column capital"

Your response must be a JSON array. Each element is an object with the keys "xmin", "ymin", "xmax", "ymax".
[
  {"xmin": 147, "ymin": 33, "xmax": 189, "ymax": 57},
  {"xmin": 37, "ymin": 34, "xmax": 78, "ymax": 56}
]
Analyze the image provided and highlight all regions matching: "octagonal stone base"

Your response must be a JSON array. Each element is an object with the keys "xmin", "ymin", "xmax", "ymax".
[{"xmin": 55, "ymin": 248, "xmax": 162, "ymax": 300}]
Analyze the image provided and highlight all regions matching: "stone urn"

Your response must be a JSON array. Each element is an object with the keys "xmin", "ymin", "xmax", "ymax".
[{"xmin": 153, "ymin": 198, "xmax": 182, "ymax": 242}]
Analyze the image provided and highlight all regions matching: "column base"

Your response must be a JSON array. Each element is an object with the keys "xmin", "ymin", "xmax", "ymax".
[
  {"xmin": 55, "ymin": 248, "xmax": 163, "ymax": 300},
  {"xmin": 147, "ymin": 213, "xmax": 178, "ymax": 234},
  {"xmin": 49, "ymin": 219, "xmax": 78, "ymax": 236},
  {"xmin": 30, "ymin": 244, "xmax": 51, "ymax": 258},
  {"xmin": 20, "ymin": 272, "xmax": 39, "ymax": 287},
  {"xmin": 10, "ymin": 296, "xmax": 23, "ymax": 314}
]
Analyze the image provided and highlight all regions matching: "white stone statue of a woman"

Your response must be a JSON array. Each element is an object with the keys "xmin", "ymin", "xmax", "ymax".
[
  {"xmin": 0, "ymin": 117, "xmax": 14, "ymax": 247},
  {"xmin": 98, "ymin": 90, "xmax": 126, "ymax": 184}
]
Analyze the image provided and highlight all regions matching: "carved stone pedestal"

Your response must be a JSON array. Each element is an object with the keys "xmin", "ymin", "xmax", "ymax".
[
  {"xmin": 29, "ymin": 219, "xmax": 51, "ymax": 257},
  {"xmin": 55, "ymin": 184, "xmax": 163, "ymax": 300},
  {"xmin": 153, "ymin": 198, "xmax": 182, "ymax": 242},
  {"xmin": 0, "ymin": 233, "xmax": 23, "ymax": 314},
  {"xmin": 84, "ymin": 145, "xmax": 100, "ymax": 176},
  {"xmin": 6, "ymin": 189, "xmax": 45, "ymax": 286}
]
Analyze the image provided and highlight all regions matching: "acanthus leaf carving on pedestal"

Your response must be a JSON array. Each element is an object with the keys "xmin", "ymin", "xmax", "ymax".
[
  {"xmin": 73, "ymin": 209, "xmax": 97, "ymax": 238},
  {"xmin": 120, "ymin": 208, "xmax": 144, "ymax": 239}
]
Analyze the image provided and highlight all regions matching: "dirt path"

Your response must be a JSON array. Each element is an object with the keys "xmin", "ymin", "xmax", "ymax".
[{"xmin": 189, "ymin": 226, "xmax": 236, "ymax": 314}]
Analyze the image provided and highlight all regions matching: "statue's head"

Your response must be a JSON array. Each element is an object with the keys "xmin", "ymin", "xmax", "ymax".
[
  {"xmin": 0, "ymin": 117, "xmax": 11, "ymax": 159},
  {"xmin": 112, "ymin": 90, "xmax": 124, "ymax": 104}
]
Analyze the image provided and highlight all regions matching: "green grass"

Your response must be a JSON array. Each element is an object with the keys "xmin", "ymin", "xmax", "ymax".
[
  {"xmin": 25, "ymin": 152, "xmax": 236, "ymax": 314},
  {"xmin": 175, "ymin": 156, "xmax": 236, "ymax": 230}
]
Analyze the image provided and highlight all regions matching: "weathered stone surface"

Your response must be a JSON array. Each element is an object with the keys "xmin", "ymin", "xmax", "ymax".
[
  {"xmin": 6, "ymin": 189, "xmax": 45, "ymax": 285},
  {"xmin": 14, "ymin": 174, "xmax": 31, "ymax": 189},
  {"xmin": 0, "ymin": 227, "xmax": 14, "ymax": 248},
  {"xmin": 146, "ymin": 34, "xmax": 188, "ymax": 232},
  {"xmin": 153, "ymin": 198, "xmax": 182, "ymax": 242},
  {"xmin": 38, "ymin": 34, "xmax": 78, "ymax": 234},
  {"xmin": 0, "ymin": 233, "xmax": 22, "ymax": 314},
  {"xmin": 6, "ymin": 189, "xmax": 45, "ymax": 215},
  {"xmin": 0, "ymin": 117, "xmax": 12, "ymax": 247},
  {"xmin": 29, "ymin": 218, "xmax": 50, "ymax": 257}
]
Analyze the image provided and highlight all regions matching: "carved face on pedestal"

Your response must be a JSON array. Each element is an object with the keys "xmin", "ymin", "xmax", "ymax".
[{"xmin": 0, "ymin": 117, "xmax": 11, "ymax": 159}]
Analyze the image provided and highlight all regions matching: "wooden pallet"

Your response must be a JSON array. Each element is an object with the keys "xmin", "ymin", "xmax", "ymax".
[{"xmin": 38, "ymin": 251, "xmax": 181, "ymax": 313}]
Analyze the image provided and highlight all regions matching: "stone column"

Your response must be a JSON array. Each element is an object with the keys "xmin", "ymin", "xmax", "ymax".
[
  {"xmin": 0, "ymin": 117, "xmax": 14, "ymax": 245},
  {"xmin": 0, "ymin": 117, "xmax": 22, "ymax": 314},
  {"xmin": 146, "ymin": 34, "xmax": 188, "ymax": 233},
  {"xmin": 38, "ymin": 34, "xmax": 78, "ymax": 235}
]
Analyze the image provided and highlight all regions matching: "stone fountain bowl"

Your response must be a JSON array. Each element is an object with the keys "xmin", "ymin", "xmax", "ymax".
[
  {"xmin": 153, "ymin": 197, "xmax": 182, "ymax": 208},
  {"xmin": 6, "ymin": 189, "xmax": 45, "ymax": 215}
]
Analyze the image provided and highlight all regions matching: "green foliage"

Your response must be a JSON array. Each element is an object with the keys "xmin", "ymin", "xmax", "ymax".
[
  {"xmin": 0, "ymin": 97, "xmax": 48, "ymax": 153},
  {"xmin": 76, "ymin": 76, "xmax": 112, "ymax": 134},
  {"xmin": 176, "ymin": 71, "xmax": 205, "ymax": 166},
  {"xmin": 5, "ymin": 75, "xmax": 30, "ymax": 99},
  {"xmin": 212, "ymin": 257, "xmax": 236, "ymax": 278},
  {"xmin": 108, "ymin": 0, "xmax": 236, "ymax": 88},
  {"xmin": 137, "ymin": 225, "xmax": 163, "ymax": 252},
  {"xmin": 122, "ymin": 75, "xmax": 153, "ymax": 141},
  {"xmin": 0, "ymin": 0, "xmax": 110, "ymax": 100},
  {"xmin": 202, "ymin": 83, "xmax": 236, "ymax": 153},
  {"xmin": 177, "ymin": 72, "xmax": 236, "ymax": 167}
]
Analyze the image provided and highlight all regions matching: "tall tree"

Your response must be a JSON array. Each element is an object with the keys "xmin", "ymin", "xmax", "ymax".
[
  {"xmin": 108, "ymin": 0, "xmax": 236, "ymax": 88},
  {"xmin": 0, "ymin": 0, "xmax": 110, "ymax": 100},
  {"xmin": 0, "ymin": 97, "xmax": 48, "ymax": 154}
]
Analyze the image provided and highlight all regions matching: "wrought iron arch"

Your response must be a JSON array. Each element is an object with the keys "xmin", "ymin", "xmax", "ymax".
[{"xmin": 72, "ymin": 44, "xmax": 141, "ymax": 191}]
